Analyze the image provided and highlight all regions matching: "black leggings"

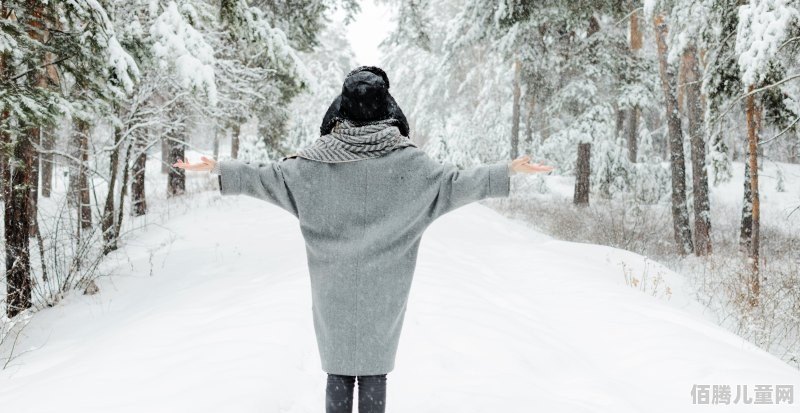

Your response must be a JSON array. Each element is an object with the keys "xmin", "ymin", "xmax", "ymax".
[{"xmin": 325, "ymin": 373, "xmax": 387, "ymax": 413}]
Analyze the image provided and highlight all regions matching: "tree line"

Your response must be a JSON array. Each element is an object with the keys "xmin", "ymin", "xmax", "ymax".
[
  {"xmin": 382, "ymin": 0, "xmax": 800, "ymax": 308},
  {"xmin": 1, "ymin": 0, "xmax": 356, "ymax": 318}
]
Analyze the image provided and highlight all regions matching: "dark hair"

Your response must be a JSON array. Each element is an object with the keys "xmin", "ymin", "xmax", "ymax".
[{"xmin": 320, "ymin": 67, "xmax": 410, "ymax": 137}]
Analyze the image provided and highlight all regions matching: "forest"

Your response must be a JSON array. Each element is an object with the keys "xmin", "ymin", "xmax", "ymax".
[
  {"xmin": 1, "ymin": 0, "xmax": 799, "ymax": 385},
  {"xmin": 383, "ymin": 0, "xmax": 800, "ymax": 368}
]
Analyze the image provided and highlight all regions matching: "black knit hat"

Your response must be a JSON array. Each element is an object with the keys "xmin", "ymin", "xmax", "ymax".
[{"xmin": 320, "ymin": 66, "xmax": 410, "ymax": 136}]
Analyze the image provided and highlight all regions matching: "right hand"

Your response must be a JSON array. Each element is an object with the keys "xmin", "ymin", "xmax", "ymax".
[
  {"xmin": 172, "ymin": 155, "xmax": 216, "ymax": 172},
  {"xmin": 510, "ymin": 155, "xmax": 554, "ymax": 174}
]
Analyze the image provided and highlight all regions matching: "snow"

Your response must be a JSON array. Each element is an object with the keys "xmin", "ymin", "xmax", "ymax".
[
  {"xmin": 514, "ymin": 158, "xmax": 800, "ymax": 234},
  {"xmin": 643, "ymin": 0, "xmax": 659, "ymax": 22},
  {"xmin": 0, "ymin": 150, "xmax": 798, "ymax": 412},
  {"xmin": 736, "ymin": 0, "xmax": 800, "ymax": 86},
  {"xmin": 0, "ymin": 32, "xmax": 17, "ymax": 54},
  {"xmin": 666, "ymin": 0, "xmax": 711, "ymax": 64},
  {"xmin": 106, "ymin": 35, "xmax": 140, "ymax": 95},
  {"xmin": 712, "ymin": 161, "xmax": 800, "ymax": 232},
  {"xmin": 150, "ymin": 1, "xmax": 218, "ymax": 105}
]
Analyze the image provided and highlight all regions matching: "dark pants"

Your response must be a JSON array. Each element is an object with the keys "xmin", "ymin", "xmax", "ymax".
[{"xmin": 325, "ymin": 373, "xmax": 387, "ymax": 413}]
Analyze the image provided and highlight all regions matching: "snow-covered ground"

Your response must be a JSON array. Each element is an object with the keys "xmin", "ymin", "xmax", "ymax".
[
  {"xmin": 0, "ymin": 158, "xmax": 799, "ymax": 412},
  {"xmin": 528, "ymin": 160, "xmax": 800, "ymax": 227},
  {"xmin": 531, "ymin": 160, "xmax": 800, "ymax": 233},
  {"xmin": 713, "ymin": 161, "xmax": 800, "ymax": 232}
]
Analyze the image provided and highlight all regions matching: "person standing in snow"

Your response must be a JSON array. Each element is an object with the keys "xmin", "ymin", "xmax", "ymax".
[{"xmin": 173, "ymin": 66, "xmax": 553, "ymax": 413}]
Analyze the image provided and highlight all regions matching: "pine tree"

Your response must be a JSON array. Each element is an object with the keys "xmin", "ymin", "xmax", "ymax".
[
  {"xmin": 682, "ymin": 44, "xmax": 712, "ymax": 256},
  {"xmin": 653, "ymin": 12, "xmax": 693, "ymax": 255},
  {"xmin": 734, "ymin": 0, "xmax": 800, "ymax": 304},
  {"xmin": 625, "ymin": 3, "xmax": 643, "ymax": 163}
]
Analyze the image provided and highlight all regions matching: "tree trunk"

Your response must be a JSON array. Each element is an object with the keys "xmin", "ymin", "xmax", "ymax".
[
  {"xmin": 626, "ymin": 107, "xmax": 639, "ymax": 162},
  {"xmin": 511, "ymin": 56, "xmax": 521, "ymax": 159},
  {"xmin": 572, "ymin": 16, "xmax": 599, "ymax": 207},
  {"xmin": 739, "ymin": 155, "xmax": 752, "ymax": 251},
  {"xmin": 683, "ymin": 45, "xmax": 712, "ymax": 256},
  {"xmin": 76, "ymin": 120, "xmax": 92, "ymax": 230},
  {"xmin": 626, "ymin": 7, "xmax": 643, "ymax": 162},
  {"xmin": 213, "ymin": 126, "xmax": 220, "ymax": 160},
  {"xmin": 573, "ymin": 142, "xmax": 591, "ymax": 205},
  {"xmin": 167, "ymin": 134, "xmax": 185, "ymax": 197},
  {"xmin": 28, "ymin": 128, "xmax": 39, "ymax": 238},
  {"xmin": 161, "ymin": 136, "xmax": 169, "ymax": 173},
  {"xmin": 231, "ymin": 123, "xmax": 240, "ymax": 160},
  {"xmin": 3, "ymin": 1, "xmax": 35, "ymax": 317},
  {"xmin": 102, "ymin": 124, "xmax": 121, "ymax": 255},
  {"xmin": 37, "ymin": 27, "xmax": 56, "ymax": 200},
  {"xmin": 630, "ymin": 5, "xmax": 643, "ymax": 50},
  {"xmin": 744, "ymin": 85, "xmax": 760, "ymax": 306},
  {"xmin": 0, "ymin": 14, "xmax": 6, "ymax": 205},
  {"xmin": 539, "ymin": 115, "xmax": 549, "ymax": 143},
  {"xmin": 167, "ymin": 103, "xmax": 186, "ymax": 197},
  {"xmin": 6, "ymin": 48, "xmax": 36, "ymax": 316},
  {"xmin": 676, "ymin": 52, "xmax": 688, "ymax": 115},
  {"xmin": 654, "ymin": 13, "xmax": 693, "ymax": 255},
  {"xmin": 5, "ymin": 126, "xmax": 34, "ymax": 318},
  {"xmin": 26, "ymin": 4, "xmax": 50, "ymax": 238},
  {"xmin": 131, "ymin": 131, "xmax": 147, "ymax": 216},
  {"xmin": 524, "ymin": 92, "xmax": 535, "ymax": 145},
  {"xmin": 67, "ymin": 121, "xmax": 80, "ymax": 208},
  {"xmin": 114, "ymin": 138, "xmax": 133, "ymax": 241},
  {"xmin": 0, "ymin": 135, "xmax": 5, "ymax": 204},
  {"xmin": 40, "ymin": 127, "xmax": 53, "ymax": 197}
]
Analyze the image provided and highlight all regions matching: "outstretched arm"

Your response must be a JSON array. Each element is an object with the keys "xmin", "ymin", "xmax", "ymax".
[
  {"xmin": 173, "ymin": 156, "xmax": 299, "ymax": 217},
  {"xmin": 425, "ymin": 153, "xmax": 553, "ymax": 219}
]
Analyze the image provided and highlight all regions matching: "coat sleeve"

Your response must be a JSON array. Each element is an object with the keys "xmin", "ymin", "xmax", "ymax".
[
  {"xmin": 216, "ymin": 159, "xmax": 299, "ymax": 217},
  {"xmin": 422, "ymin": 153, "xmax": 512, "ymax": 219}
]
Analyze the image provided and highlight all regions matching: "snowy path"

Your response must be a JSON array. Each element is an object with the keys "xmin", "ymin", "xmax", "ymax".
[{"xmin": 1, "ymin": 190, "xmax": 798, "ymax": 412}]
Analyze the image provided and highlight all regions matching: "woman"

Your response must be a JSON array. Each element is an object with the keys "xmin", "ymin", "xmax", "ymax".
[{"xmin": 174, "ymin": 66, "xmax": 553, "ymax": 413}]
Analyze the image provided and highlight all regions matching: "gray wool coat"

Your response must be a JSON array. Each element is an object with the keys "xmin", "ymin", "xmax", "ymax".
[{"xmin": 216, "ymin": 146, "xmax": 511, "ymax": 375}]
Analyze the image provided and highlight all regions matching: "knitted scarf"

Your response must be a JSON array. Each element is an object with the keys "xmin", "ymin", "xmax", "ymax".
[{"xmin": 282, "ymin": 118, "xmax": 417, "ymax": 163}]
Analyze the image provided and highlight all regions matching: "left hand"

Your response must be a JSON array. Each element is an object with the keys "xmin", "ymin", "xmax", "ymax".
[
  {"xmin": 172, "ymin": 155, "xmax": 216, "ymax": 172},
  {"xmin": 510, "ymin": 155, "xmax": 554, "ymax": 174}
]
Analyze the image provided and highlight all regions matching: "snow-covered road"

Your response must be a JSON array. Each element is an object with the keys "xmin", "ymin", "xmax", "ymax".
[{"xmin": 0, "ymin": 189, "xmax": 798, "ymax": 412}]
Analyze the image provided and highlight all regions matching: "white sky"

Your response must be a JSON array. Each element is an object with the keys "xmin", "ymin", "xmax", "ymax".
[{"xmin": 343, "ymin": 1, "xmax": 394, "ymax": 66}]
